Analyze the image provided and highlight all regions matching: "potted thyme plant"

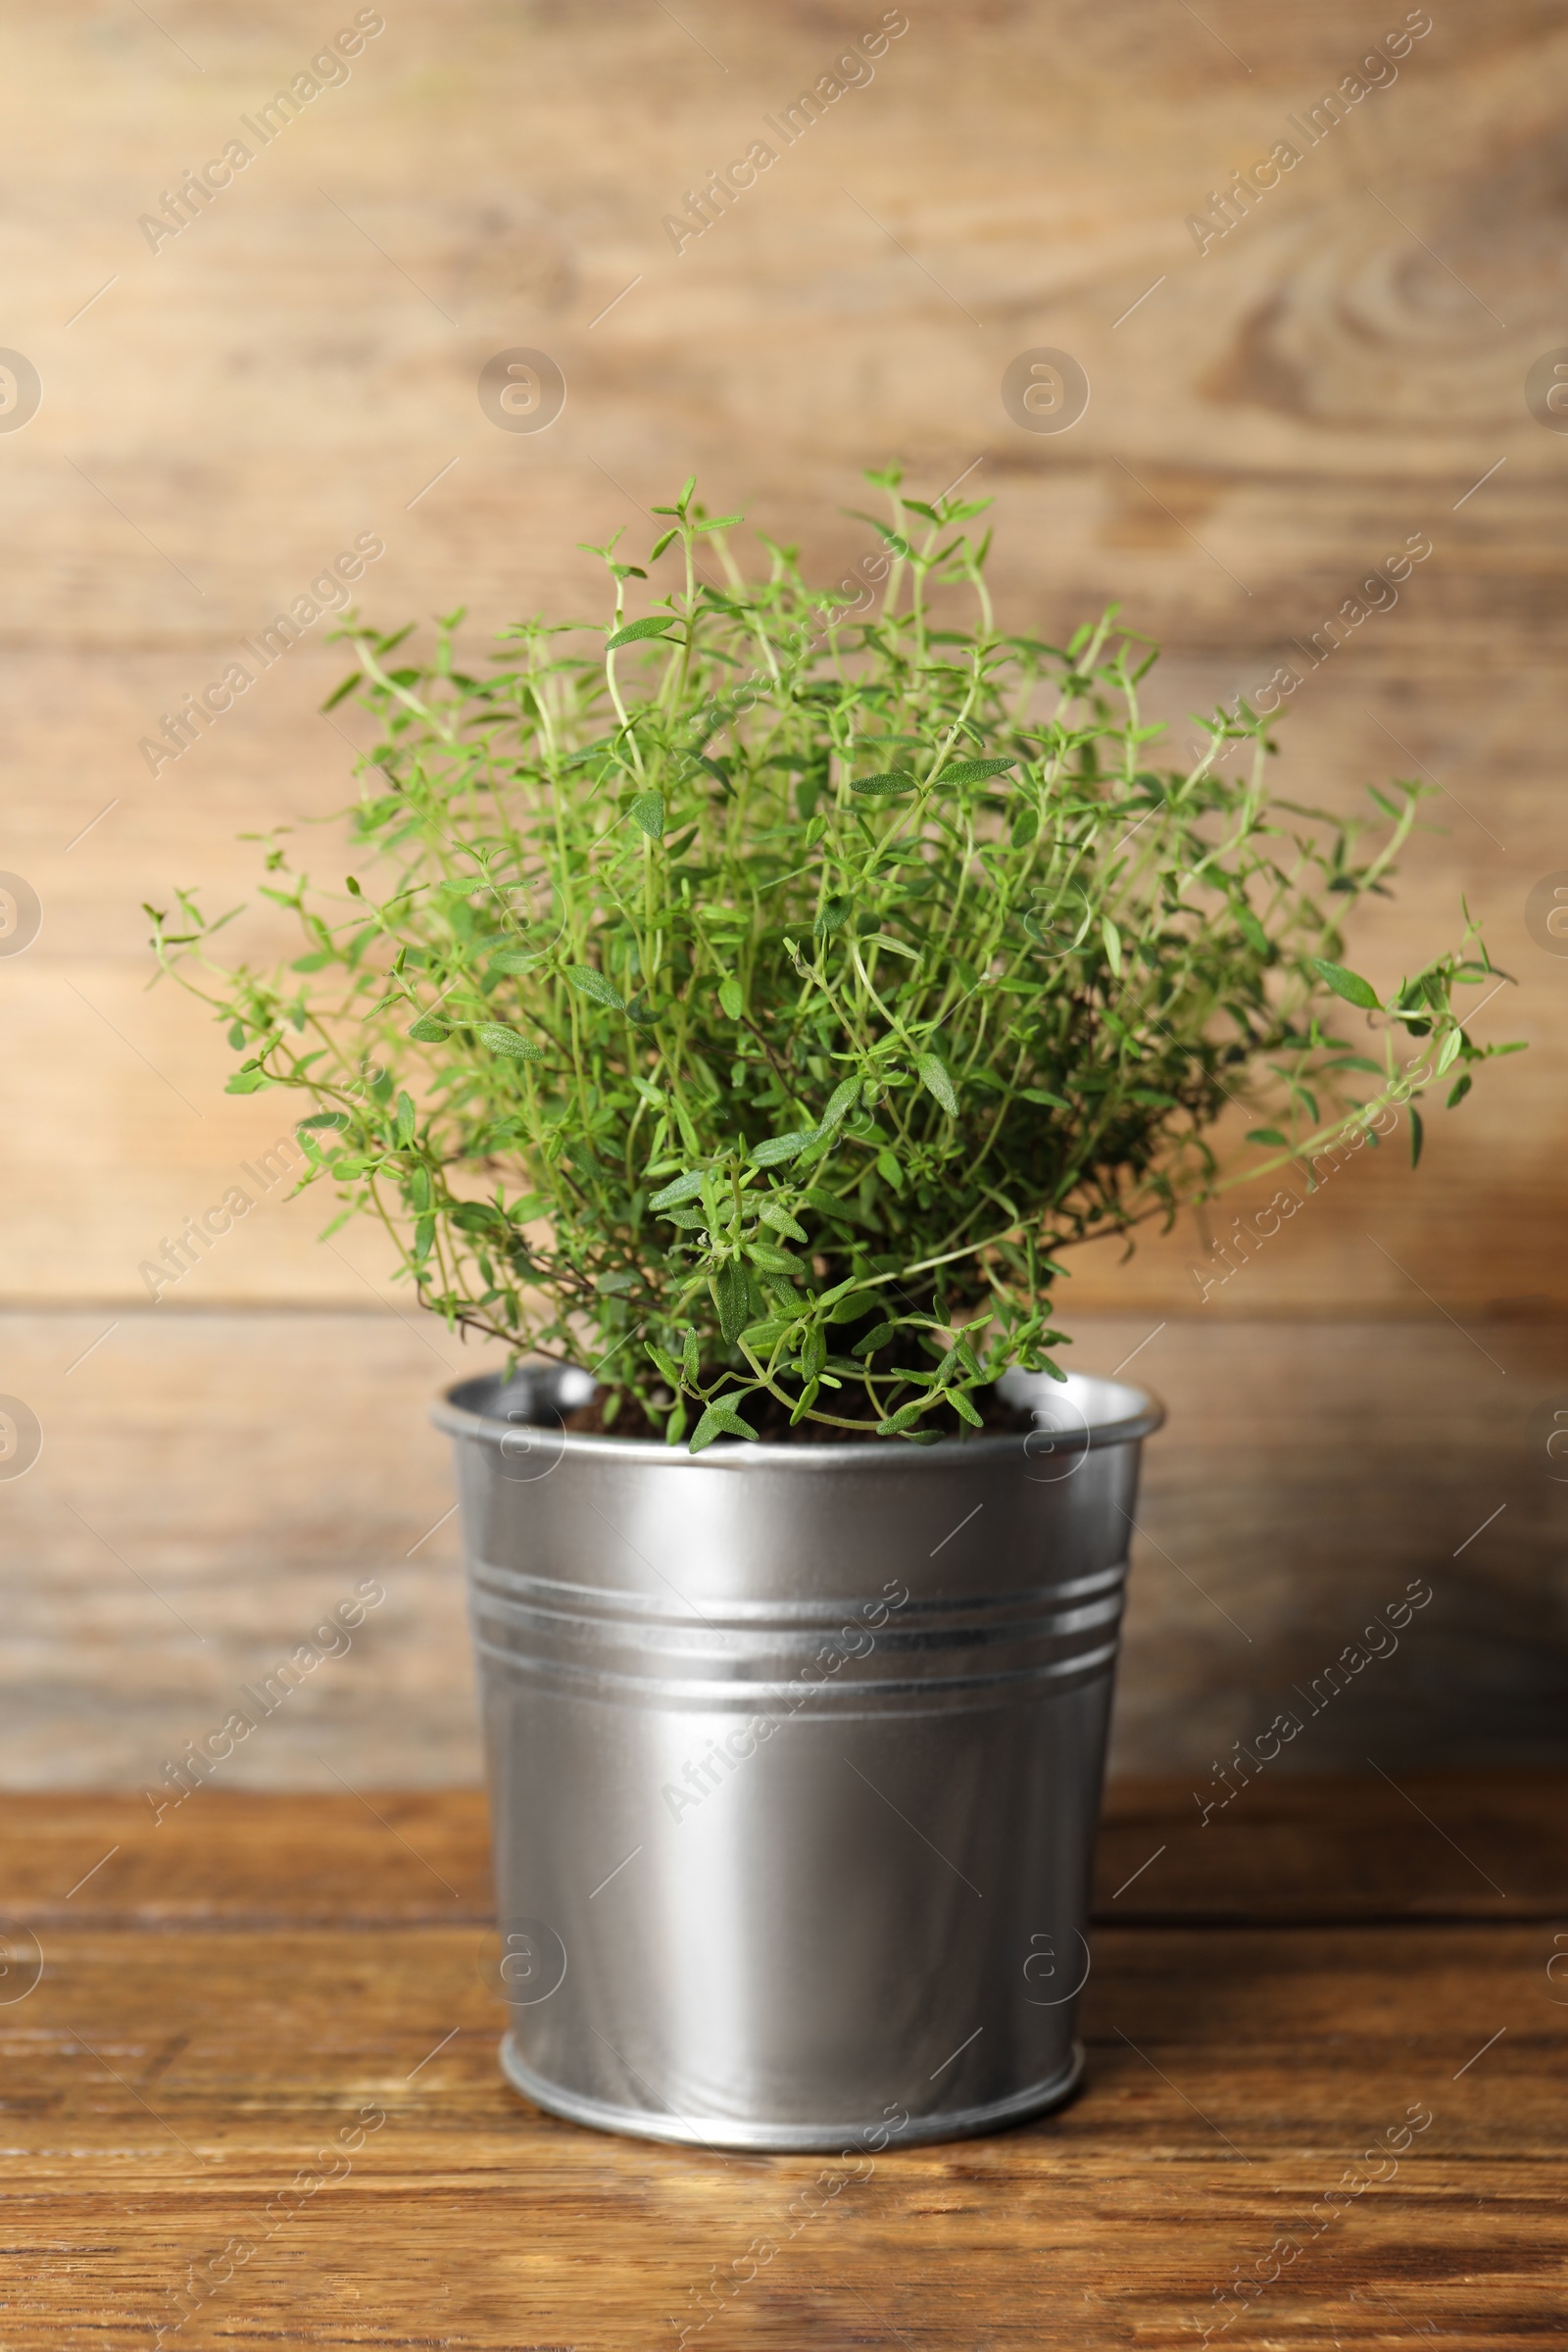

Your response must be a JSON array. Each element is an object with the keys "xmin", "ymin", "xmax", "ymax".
[{"xmin": 153, "ymin": 470, "xmax": 1509, "ymax": 2151}]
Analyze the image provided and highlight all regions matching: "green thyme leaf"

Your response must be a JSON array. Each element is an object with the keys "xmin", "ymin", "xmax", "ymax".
[
  {"xmin": 915, "ymin": 1054, "xmax": 959, "ymax": 1118},
  {"xmin": 607, "ymin": 615, "xmax": 678, "ymax": 649},
  {"xmin": 477, "ymin": 1024, "xmax": 543, "ymax": 1060},
  {"xmin": 649, "ymin": 1169, "xmax": 708, "ymax": 1209},
  {"xmin": 690, "ymin": 1397, "xmax": 757, "ymax": 1452},
  {"xmin": 940, "ymin": 757, "xmax": 1016, "ymax": 784},
  {"xmin": 1311, "ymin": 958, "xmax": 1381, "ymax": 1011},
  {"xmin": 750, "ymin": 1130, "xmax": 819, "ymax": 1167},
  {"xmin": 564, "ymin": 966, "xmax": 625, "ymax": 1010}
]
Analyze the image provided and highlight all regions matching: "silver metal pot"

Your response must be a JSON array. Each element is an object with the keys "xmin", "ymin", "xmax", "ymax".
[{"xmin": 433, "ymin": 1364, "xmax": 1161, "ymax": 2152}]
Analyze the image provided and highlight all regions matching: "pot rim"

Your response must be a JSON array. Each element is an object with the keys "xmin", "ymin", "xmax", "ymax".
[{"xmin": 430, "ymin": 1362, "xmax": 1164, "ymax": 1468}]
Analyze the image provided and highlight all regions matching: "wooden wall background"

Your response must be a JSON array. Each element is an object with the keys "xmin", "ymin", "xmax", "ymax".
[{"xmin": 4, "ymin": 0, "xmax": 1566, "ymax": 1789}]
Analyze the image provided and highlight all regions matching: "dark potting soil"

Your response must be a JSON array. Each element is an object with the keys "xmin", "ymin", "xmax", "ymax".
[{"xmin": 561, "ymin": 1384, "xmax": 1034, "ymax": 1446}]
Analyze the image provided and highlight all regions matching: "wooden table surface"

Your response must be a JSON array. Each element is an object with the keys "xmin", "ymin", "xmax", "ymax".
[{"xmin": 4, "ymin": 1776, "xmax": 1565, "ymax": 2349}]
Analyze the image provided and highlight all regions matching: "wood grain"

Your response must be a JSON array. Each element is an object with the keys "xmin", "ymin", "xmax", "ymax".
[
  {"xmin": 2, "ymin": 0, "xmax": 1565, "ymax": 1311},
  {"xmin": 5, "ymin": 1306, "xmax": 1566, "ymax": 1788},
  {"xmin": 5, "ymin": 5, "xmax": 1567, "ymax": 1784},
  {"xmin": 2, "ymin": 1783, "xmax": 1564, "ymax": 2348},
  {"xmin": 9, "ymin": 1773, "xmax": 1563, "ymax": 1931}
]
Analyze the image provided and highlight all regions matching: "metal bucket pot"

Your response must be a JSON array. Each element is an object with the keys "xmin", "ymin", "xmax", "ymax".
[{"xmin": 433, "ymin": 1364, "xmax": 1162, "ymax": 2152}]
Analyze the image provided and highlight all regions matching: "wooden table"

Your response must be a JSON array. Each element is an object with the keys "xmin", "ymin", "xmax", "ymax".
[{"xmin": 4, "ymin": 1777, "xmax": 1564, "ymax": 2348}]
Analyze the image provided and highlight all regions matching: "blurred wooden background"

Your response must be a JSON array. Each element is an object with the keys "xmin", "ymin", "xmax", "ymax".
[{"xmin": 3, "ymin": 0, "xmax": 1566, "ymax": 1788}]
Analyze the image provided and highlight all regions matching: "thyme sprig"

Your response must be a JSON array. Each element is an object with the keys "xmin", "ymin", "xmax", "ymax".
[{"xmin": 150, "ymin": 469, "xmax": 1515, "ymax": 1447}]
